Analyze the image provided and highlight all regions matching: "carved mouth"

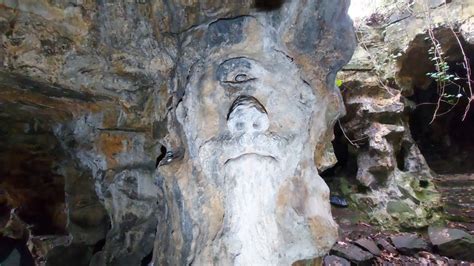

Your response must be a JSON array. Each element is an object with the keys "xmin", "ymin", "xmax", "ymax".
[{"xmin": 224, "ymin": 152, "xmax": 277, "ymax": 165}]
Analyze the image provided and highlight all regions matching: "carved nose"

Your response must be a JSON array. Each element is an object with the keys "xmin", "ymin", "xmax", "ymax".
[{"xmin": 227, "ymin": 95, "xmax": 269, "ymax": 134}]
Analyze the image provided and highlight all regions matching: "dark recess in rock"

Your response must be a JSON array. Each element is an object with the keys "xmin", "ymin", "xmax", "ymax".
[
  {"xmin": 155, "ymin": 145, "xmax": 167, "ymax": 168},
  {"xmin": 92, "ymin": 239, "xmax": 106, "ymax": 254},
  {"xmin": 140, "ymin": 249, "xmax": 154, "ymax": 266},
  {"xmin": 404, "ymin": 30, "xmax": 474, "ymax": 174},
  {"xmin": 254, "ymin": 0, "xmax": 285, "ymax": 11},
  {"xmin": 0, "ymin": 237, "xmax": 34, "ymax": 266}
]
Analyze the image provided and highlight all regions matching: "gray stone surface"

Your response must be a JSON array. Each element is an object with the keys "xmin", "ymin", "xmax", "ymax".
[
  {"xmin": 428, "ymin": 226, "xmax": 474, "ymax": 261},
  {"xmin": 332, "ymin": 0, "xmax": 474, "ymax": 230},
  {"xmin": 354, "ymin": 238, "xmax": 382, "ymax": 256},
  {"xmin": 323, "ymin": 255, "xmax": 351, "ymax": 266},
  {"xmin": 330, "ymin": 242, "xmax": 374, "ymax": 265},
  {"xmin": 0, "ymin": 0, "xmax": 356, "ymax": 265},
  {"xmin": 156, "ymin": 1, "xmax": 355, "ymax": 263},
  {"xmin": 390, "ymin": 233, "xmax": 430, "ymax": 255},
  {"xmin": 376, "ymin": 237, "xmax": 398, "ymax": 254}
]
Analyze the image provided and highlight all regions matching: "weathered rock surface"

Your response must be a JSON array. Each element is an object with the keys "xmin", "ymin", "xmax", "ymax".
[
  {"xmin": 390, "ymin": 233, "xmax": 430, "ymax": 255},
  {"xmin": 435, "ymin": 174, "xmax": 474, "ymax": 227},
  {"xmin": 429, "ymin": 226, "xmax": 474, "ymax": 261},
  {"xmin": 327, "ymin": 232, "xmax": 473, "ymax": 265},
  {"xmin": 323, "ymin": 255, "xmax": 351, "ymax": 266},
  {"xmin": 376, "ymin": 237, "xmax": 398, "ymax": 255},
  {"xmin": 330, "ymin": 242, "xmax": 374, "ymax": 265},
  {"xmin": 328, "ymin": 0, "xmax": 474, "ymax": 230},
  {"xmin": 0, "ymin": 0, "xmax": 356, "ymax": 265},
  {"xmin": 156, "ymin": 1, "xmax": 355, "ymax": 264},
  {"xmin": 354, "ymin": 238, "xmax": 381, "ymax": 256}
]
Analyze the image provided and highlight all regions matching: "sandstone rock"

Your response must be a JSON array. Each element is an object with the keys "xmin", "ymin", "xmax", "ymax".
[
  {"xmin": 154, "ymin": 1, "xmax": 355, "ymax": 264},
  {"xmin": 428, "ymin": 226, "xmax": 474, "ymax": 261},
  {"xmin": 0, "ymin": 0, "xmax": 356, "ymax": 264}
]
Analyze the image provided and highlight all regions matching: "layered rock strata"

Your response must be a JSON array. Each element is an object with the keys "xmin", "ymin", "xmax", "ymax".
[{"xmin": 0, "ymin": 0, "xmax": 355, "ymax": 264}]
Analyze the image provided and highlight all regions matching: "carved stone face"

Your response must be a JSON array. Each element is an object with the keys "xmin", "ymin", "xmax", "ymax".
[
  {"xmin": 182, "ymin": 55, "xmax": 315, "ymax": 181},
  {"xmin": 174, "ymin": 18, "xmax": 338, "ymax": 264}
]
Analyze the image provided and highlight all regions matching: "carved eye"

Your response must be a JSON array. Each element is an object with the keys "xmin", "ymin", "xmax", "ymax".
[
  {"xmin": 233, "ymin": 73, "xmax": 254, "ymax": 83},
  {"xmin": 217, "ymin": 57, "xmax": 256, "ymax": 84},
  {"xmin": 221, "ymin": 71, "xmax": 255, "ymax": 84}
]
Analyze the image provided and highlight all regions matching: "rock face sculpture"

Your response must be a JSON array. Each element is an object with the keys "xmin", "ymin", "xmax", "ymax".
[
  {"xmin": 0, "ymin": 0, "xmax": 354, "ymax": 264},
  {"xmin": 156, "ymin": 2, "xmax": 355, "ymax": 264}
]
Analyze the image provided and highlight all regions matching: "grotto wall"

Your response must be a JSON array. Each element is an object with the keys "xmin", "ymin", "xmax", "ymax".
[
  {"xmin": 333, "ymin": 0, "xmax": 473, "ymax": 229},
  {"xmin": 0, "ymin": 0, "xmax": 355, "ymax": 265}
]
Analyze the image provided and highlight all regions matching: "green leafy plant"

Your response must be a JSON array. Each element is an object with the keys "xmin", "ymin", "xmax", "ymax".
[
  {"xmin": 425, "ymin": 44, "xmax": 459, "ymax": 83},
  {"xmin": 423, "ymin": 0, "xmax": 473, "ymax": 122}
]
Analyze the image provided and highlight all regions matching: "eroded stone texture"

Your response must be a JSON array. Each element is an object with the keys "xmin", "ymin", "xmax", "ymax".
[
  {"xmin": 0, "ymin": 0, "xmax": 355, "ymax": 265},
  {"xmin": 1, "ymin": 1, "xmax": 170, "ymax": 264},
  {"xmin": 330, "ymin": 0, "xmax": 473, "ymax": 229},
  {"xmin": 156, "ymin": 1, "xmax": 355, "ymax": 264}
]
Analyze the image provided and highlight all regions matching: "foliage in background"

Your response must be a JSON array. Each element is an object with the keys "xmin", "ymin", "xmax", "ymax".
[{"xmin": 424, "ymin": 0, "xmax": 473, "ymax": 122}]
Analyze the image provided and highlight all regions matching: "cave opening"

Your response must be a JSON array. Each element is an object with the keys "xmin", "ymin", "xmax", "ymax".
[
  {"xmin": 0, "ymin": 103, "xmax": 68, "ymax": 237},
  {"xmin": 0, "ymin": 102, "xmax": 69, "ymax": 265},
  {"xmin": 400, "ymin": 28, "xmax": 474, "ymax": 174},
  {"xmin": 320, "ymin": 123, "xmax": 359, "ymax": 186},
  {"xmin": 0, "ymin": 97, "xmax": 110, "ymax": 264}
]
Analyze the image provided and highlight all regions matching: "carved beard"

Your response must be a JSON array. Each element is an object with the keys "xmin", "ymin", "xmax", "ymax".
[
  {"xmin": 194, "ymin": 128, "xmax": 335, "ymax": 264},
  {"xmin": 222, "ymin": 154, "xmax": 283, "ymax": 265}
]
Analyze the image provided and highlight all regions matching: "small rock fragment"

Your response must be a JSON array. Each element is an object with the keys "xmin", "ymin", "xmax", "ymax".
[
  {"xmin": 330, "ymin": 241, "xmax": 374, "ymax": 265},
  {"xmin": 376, "ymin": 237, "xmax": 398, "ymax": 254},
  {"xmin": 390, "ymin": 233, "xmax": 430, "ymax": 255},
  {"xmin": 428, "ymin": 226, "xmax": 474, "ymax": 261},
  {"xmin": 323, "ymin": 255, "xmax": 351, "ymax": 266},
  {"xmin": 330, "ymin": 195, "xmax": 348, "ymax": 207},
  {"xmin": 354, "ymin": 238, "xmax": 382, "ymax": 256}
]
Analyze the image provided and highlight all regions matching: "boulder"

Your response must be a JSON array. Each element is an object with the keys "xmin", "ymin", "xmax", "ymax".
[
  {"xmin": 428, "ymin": 226, "xmax": 474, "ymax": 261},
  {"xmin": 390, "ymin": 233, "xmax": 430, "ymax": 255}
]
